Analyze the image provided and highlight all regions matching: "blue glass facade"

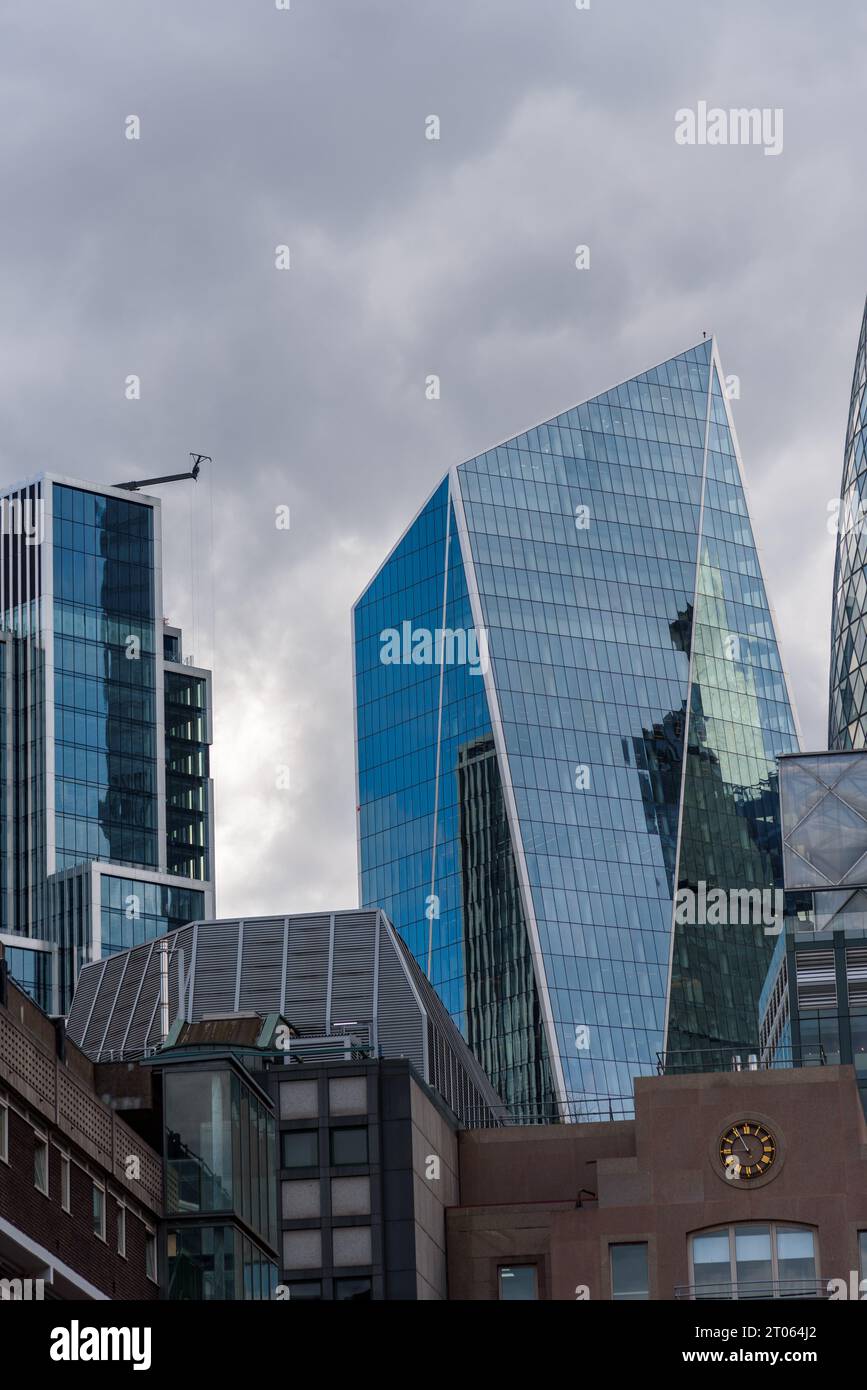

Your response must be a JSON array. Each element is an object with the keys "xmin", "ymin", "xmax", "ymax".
[
  {"xmin": 1, "ymin": 473, "xmax": 215, "ymax": 1013},
  {"xmin": 100, "ymin": 874, "xmax": 205, "ymax": 955},
  {"xmin": 53, "ymin": 484, "xmax": 158, "ymax": 870},
  {"xmin": 355, "ymin": 340, "xmax": 798, "ymax": 1113}
]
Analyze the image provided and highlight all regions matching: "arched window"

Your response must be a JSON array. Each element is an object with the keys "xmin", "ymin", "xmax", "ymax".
[{"xmin": 688, "ymin": 1223, "xmax": 818, "ymax": 1300}]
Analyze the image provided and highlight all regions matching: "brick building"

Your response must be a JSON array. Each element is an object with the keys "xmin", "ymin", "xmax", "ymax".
[
  {"xmin": 447, "ymin": 1065, "xmax": 867, "ymax": 1301},
  {"xmin": 0, "ymin": 953, "xmax": 162, "ymax": 1300}
]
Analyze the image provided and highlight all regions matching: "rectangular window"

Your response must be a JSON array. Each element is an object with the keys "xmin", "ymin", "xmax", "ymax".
[
  {"xmin": 498, "ymin": 1265, "xmax": 538, "ymax": 1301},
  {"xmin": 145, "ymin": 1230, "xmax": 158, "ymax": 1283},
  {"xmin": 117, "ymin": 1204, "xmax": 126, "ymax": 1258},
  {"xmin": 329, "ymin": 1127, "xmax": 368, "ymax": 1167},
  {"xmin": 734, "ymin": 1225, "xmax": 772, "ymax": 1299},
  {"xmin": 92, "ymin": 1182, "xmax": 106, "ymax": 1240},
  {"xmin": 281, "ymin": 1130, "xmax": 319, "ymax": 1169},
  {"xmin": 60, "ymin": 1153, "xmax": 71, "ymax": 1212},
  {"xmin": 283, "ymin": 1280, "xmax": 322, "ymax": 1300},
  {"xmin": 610, "ymin": 1243, "xmax": 649, "ymax": 1301},
  {"xmin": 0, "ymin": 1100, "xmax": 8, "ymax": 1164},
  {"xmin": 34, "ymin": 1133, "xmax": 49, "ymax": 1195},
  {"xmin": 334, "ymin": 1277, "xmax": 372, "ymax": 1301}
]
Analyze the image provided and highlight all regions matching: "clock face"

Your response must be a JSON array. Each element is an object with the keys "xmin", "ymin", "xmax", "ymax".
[{"xmin": 719, "ymin": 1121, "xmax": 777, "ymax": 1181}]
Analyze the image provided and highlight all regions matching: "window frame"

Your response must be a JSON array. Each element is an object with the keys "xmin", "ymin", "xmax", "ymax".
[
  {"xmin": 34, "ymin": 1131, "xmax": 49, "ymax": 1196},
  {"xmin": 329, "ymin": 1126, "xmax": 369, "ymax": 1168},
  {"xmin": 60, "ymin": 1151, "xmax": 71, "ymax": 1213},
  {"xmin": 497, "ymin": 1263, "xmax": 539, "ymax": 1301},
  {"xmin": 92, "ymin": 1180, "xmax": 106, "ymax": 1242},
  {"xmin": 0, "ymin": 1097, "xmax": 8, "ymax": 1165},
  {"xmin": 688, "ymin": 1222, "xmax": 818, "ymax": 1300},
  {"xmin": 280, "ymin": 1128, "xmax": 319, "ymax": 1171},
  {"xmin": 609, "ymin": 1242, "xmax": 650, "ymax": 1301},
  {"xmin": 117, "ymin": 1201, "xmax": 127, "ymax": 1259},
  {"xmin": 145, "ymin": 1228, "xmax": 158, "ymax": 1284}
]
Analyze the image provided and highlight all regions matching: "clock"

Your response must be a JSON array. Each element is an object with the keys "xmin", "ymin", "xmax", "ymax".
[{"xmin": 719, "ymin": 1120, "xmax": 777, "ymax": 1181}]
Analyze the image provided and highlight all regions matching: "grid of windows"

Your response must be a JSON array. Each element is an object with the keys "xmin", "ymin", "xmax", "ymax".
[
  {"xmin": 355, "ymin": 343, "xmax": 797, "ymax": 1110},
  {"xmin": 52, "ymin": 484, "xmax": 157, "ymax": 871},
  {"xmin": 99, "ymin": 874, "xmax": 204, "ymax": 955},
  {"xmin": 3, "ymin": 947, "xmax": 52, "ymax": 1013}
]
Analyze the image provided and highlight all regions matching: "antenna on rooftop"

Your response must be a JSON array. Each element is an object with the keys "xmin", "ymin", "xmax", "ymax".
[{"xmin": 113, "ymin": 453, "xmax": 210, "ymax": 492}]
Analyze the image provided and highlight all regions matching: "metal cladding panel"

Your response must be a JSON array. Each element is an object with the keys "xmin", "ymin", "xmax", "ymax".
[
  {"xmin": 374, "ymin": 915, "xmax": 425, "ymax": 1072},
  {"xmin": 86, "ymin": 955, "xmax": 126, "ymax": 1052},
  {"xmin": 109, "ymin": 946, "xmax": 152, "ymax": 1049},
  {"xmin": 65, "ymin": 911, "xmax": 504, "ymax": 1122},
  {"xmin": 238, "ymin": 918, "xmax": 285, "ymax": 1013},
  {"xmin": 189, "ymin": 921, "xmax": 240, "ymax": 1018},
  {"xmin": 135, "ymin": 942, "xmax": 174, "ymax": 1054},
  {"xmin": 331, "ymin": 910, "xmax": 377, "ymax": 1025},
  {"xmin": 282, "ymin": 914, "xmax": 331, "ymax": 1033},
  {"xmin": 66, "ymin": 960, "xmax": 101, "ymax": 1047},
  {"xmin": 389, "ymin": 922, "xmax": 507, "ymax": 1120}
]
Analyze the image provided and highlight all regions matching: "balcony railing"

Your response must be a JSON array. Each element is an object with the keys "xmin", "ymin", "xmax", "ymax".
[{"xmin": 674, "ymin": 1279, "xmax": 828, "ymax": 1301}]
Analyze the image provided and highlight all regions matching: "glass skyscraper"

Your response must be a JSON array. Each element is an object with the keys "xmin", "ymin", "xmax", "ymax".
[
  {"xmin": 354, "ymin": 339, "xmax": 799, "ymax": 1115},
  {"xmin": 830, "ymin": 295, "xmax": 867, "ymax": 749},
  {"xmin": 0, "ymin": 472, "xmax": 214, "ymax": 1012}
]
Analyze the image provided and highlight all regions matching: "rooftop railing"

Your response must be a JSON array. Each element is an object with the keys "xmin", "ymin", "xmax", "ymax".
[{"xmin": 657, "ymin": 1045, "xmax": 826, "ymax": 1076}]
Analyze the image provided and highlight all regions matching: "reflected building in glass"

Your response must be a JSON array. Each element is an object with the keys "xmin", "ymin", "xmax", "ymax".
[
  {"xmin": 829, "ymin": 295, "xmax": 867, "ymax": 749},
  {"xmin": 354, "ymin": 339, "xmax": 799, "ymax": 1115},
  {"xmin": 0, "ymin": 473, "xmax": 214, "ymax": 1012},
  {"xmin": 149, "ymin": 1036, "xmax": 278, "ymax": 1301}
]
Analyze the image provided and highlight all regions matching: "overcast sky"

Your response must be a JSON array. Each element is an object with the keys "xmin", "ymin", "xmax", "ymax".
[{"xmin": 2, "ymin": 0, "xmax": 865, "ymax": 917}]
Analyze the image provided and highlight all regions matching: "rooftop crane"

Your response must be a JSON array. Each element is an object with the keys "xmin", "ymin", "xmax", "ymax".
[{"xmin": 113, "ymin": 453, "xmax": 211, "ymax": 492}]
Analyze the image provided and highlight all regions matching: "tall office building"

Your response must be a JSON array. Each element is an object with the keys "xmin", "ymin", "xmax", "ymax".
[
  {"xmin": 830, "ymin": 295, "xmax": 867, "ymax": 749},
  {"xmin": 0, "ymin": 472, "xmax": 214, "ymax": 1012},
  {"xmin": 354, "ymin": 338, "xmax": 799, "ymax": 1114}
]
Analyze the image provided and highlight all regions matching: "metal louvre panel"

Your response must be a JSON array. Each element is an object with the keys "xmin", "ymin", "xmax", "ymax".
[
  {"xmin": 108, "ymin": 947, "xmax": 151, "ymax": 1051},
  {"xmin": 390, "ymin": 923, "xmax": 505, "ymax": 1119},
  {"xmin": 795, "ymin": 949, "xmax": 837, "ymax": 1011},
  {"xmin": 189, "ymin": 921, "xmax": 240, "ymax": 1018},
  {"xmin": 331, "ymin": 910, "xmax": 377, "ymax": 1024},
  {"xmin": 375, "ymin": 916, "xmax": 425, "ymax": 1072},
  {"xmin": 87, "ymin": 955, "xmax": 126, "ymax": 1053},
  {"xmin": 846, "ymin": 946, "xmax": 867, "ymax": 1007},
  {"xmin": 282, "ymin": 914, "xmax": 331, "ymax": 1033},
  {"xmin": 238, "ymin": 918, "xmax": 285, "ymax": 1013},
  {"xmin": 66, "ymin": 962, "xmax": 101, "ymax": 1048}
]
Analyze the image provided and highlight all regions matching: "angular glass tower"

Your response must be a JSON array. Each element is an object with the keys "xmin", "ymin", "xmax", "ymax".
[
  {"xmin": 354, "ymin": 340, "xmax": 799, "ymax": 1115},
  {"xmin": 0, "ymin": 473, "xmax": 215, "ymax": 1012},
  {"xmin": 830, "ymin": 295, "xmax": 867, "ymax": 749}
]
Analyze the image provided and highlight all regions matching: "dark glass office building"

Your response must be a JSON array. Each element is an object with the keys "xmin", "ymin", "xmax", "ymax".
[
  {"xmin": 829, "ymin": 295, "xmax": 867, "ymax": 749},
  {"xmin": 354, "ymin": 339, "xmax": 799, "ymax": 1114},
  {"xmin": 0, "ymin": 473, "xmax": 214, "ymax": 1011}
]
